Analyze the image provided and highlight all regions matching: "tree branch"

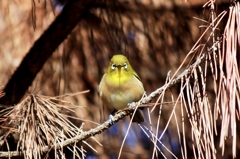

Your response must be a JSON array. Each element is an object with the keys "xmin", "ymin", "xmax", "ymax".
[
  {"xmin": 0, "ymin": 39, "xmax": 221, "ymax": 158},
  {"xmin": 0, "ymin": 0, "xmax": 96, "ymax": 105}
]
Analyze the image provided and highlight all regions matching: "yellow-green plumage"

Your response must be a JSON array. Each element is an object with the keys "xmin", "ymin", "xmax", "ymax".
[{"xmin": 99, "ymin": 54, "xmax": 144, "ymax": 123}]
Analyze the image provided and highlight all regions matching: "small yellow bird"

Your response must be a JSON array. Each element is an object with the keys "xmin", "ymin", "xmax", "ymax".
[{"xmin": 99, "ymin": 54, "xmax": 144, "ymax": 123}]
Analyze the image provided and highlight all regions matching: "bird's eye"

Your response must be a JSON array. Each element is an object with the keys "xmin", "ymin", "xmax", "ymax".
[
  {"xmin": 123, "ymin": 62, "xmax": 127, "ymax": 69},
  {"xmin": 111, "ymin": 63, "xmax": 116, "ymax": 70}
]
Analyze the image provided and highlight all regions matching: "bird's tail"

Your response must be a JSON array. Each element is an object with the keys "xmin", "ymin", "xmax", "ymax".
[{"xmin": 131, "ymin": 109, "xmax": 144, "ymax": 123}]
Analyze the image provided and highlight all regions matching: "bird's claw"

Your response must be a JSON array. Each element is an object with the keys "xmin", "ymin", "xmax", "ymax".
[
  {"xmin": 109, "ymin": 114, "xmax": 114, "ymax": 124},
  {"xmin": 128, "ymin": 102, "xmax": 136, "ymax": 108}
]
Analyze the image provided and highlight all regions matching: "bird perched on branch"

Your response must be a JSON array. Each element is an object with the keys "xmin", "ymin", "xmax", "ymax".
[{"xmin": 99, "ymin": 54, "xmax": 144, "ymax": 123}]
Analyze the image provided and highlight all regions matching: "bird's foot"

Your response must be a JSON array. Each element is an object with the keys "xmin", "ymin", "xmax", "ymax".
[
  {"xmin": 128, "ymin": 102, "xmax": 136, "ymax": 108},
  {"xmin": 109, "ymin": 114, "xmax": 114, "ymax": 124}
]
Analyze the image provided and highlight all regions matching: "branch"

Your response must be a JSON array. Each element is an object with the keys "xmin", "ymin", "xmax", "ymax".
[
  {"xmin": 0, "ymin": 0, "xmax": 96, "ymax": 105},
  {"xmin": 141, "ymin": 40, "xmax": 221, "ymax": 105},
  {"xmin": 0, "ymin": 110, "xmax": 131, "ymax": 158},
  {"xmin": 0, "ymin": 39, "xmax": 221, "ymax": 158}
]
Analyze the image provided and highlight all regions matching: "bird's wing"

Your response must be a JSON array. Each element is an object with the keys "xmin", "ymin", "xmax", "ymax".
[
  {"xmin": 133, "ymin": 71, "xmax": 142, "ymax": 82},
  {"xmin": 98, "ymin": 73, "xmax": 106, "ymax": 94}
]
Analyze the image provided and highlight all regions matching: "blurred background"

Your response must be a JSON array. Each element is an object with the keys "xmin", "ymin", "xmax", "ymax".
[{"xmin": 0, "ymin": 0, "xmax": 236, "ymax": 158}]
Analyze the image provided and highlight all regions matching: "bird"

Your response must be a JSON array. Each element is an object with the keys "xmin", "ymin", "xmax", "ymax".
[{"xmin": 98, "ymin": 54, "xmax": 144, "ymax": 123}]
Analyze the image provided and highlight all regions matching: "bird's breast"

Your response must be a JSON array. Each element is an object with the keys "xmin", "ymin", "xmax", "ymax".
[
  {"xmin": 101, "ymin": 75, "xmax": 144, "ymax": 110},
  {"xmin": 109, "ymin": 91, "xmax": 135, "ymax": 109}
]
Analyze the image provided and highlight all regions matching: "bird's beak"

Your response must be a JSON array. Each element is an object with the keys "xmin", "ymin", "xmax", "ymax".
[{"xmin": 117, "ymin": 65, "xmax": 122, "ymax": 76}]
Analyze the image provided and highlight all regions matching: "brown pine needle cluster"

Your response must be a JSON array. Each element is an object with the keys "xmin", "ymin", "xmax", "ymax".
[
  {"xmin": 217, "ymin": 2, "xmax": 240, "ymax": 157},
  {"xmin": 0, "ymin": 93, "xmax": 87, "ymax": 158}
]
